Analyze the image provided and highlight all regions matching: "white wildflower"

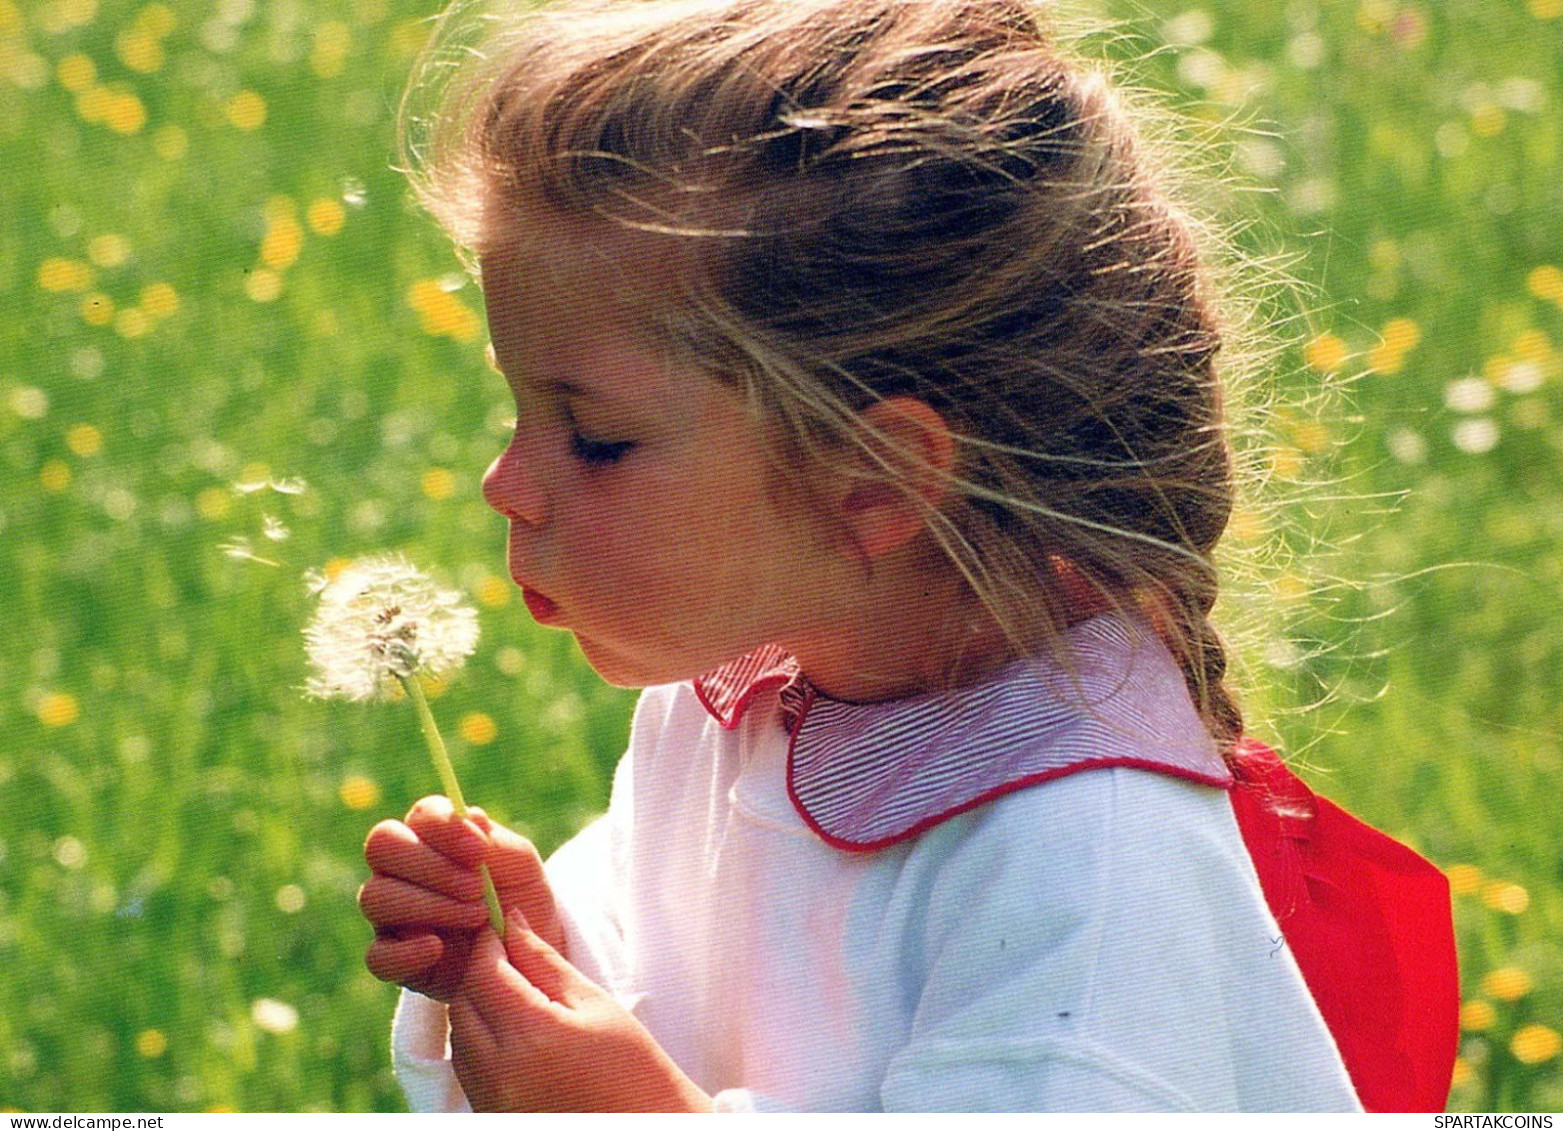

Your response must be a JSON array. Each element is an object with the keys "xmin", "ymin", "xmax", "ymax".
[
  {"xmin": 250, "ymin": 998, "xmax": 299, "ymax": 1035},
  {"xmin": 303, "ymin": 554, "xmax": 479, "ymax": 702},
  {"xmin": 1444, "ymin": 376, "xmax": 1495, "ymax": 414},
  {"xmin": 1451, "ymin": 418, "xmax": 1500, "ymax": 455}
]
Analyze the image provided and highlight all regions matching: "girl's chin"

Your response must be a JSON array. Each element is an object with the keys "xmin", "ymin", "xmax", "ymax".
[
  {"xmin": 571, "ymin": 633, "xmax": 720, "ymax": 690},
  {"xmin": 571, "ymin": 634, "xmax": 662, "ymax": 689}
]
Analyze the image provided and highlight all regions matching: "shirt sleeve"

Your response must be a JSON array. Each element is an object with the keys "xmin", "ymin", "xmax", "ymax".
[{"xmin": 390, "ymin": 991, "xmax": 471, "ymax": 1114}]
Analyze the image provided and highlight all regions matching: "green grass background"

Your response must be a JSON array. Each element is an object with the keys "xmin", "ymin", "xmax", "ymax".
[{"xmin": 2, "ymin": 0, "xmax": 1560, "ymax": 1112}]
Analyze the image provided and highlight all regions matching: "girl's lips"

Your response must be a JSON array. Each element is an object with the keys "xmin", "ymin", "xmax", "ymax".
[{"xmin": 521, "ymin": 586, "xmax": 561, "ymax": 624}]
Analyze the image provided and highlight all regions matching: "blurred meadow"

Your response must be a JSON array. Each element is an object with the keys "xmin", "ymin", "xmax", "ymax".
[{"xmin": 1, "ymin": 0, "xmax": 1560, "ymax": 1112}]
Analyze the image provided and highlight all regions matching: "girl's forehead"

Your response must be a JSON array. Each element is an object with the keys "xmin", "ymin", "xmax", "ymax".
[{"xmin": 480, "ymin": 196, "xmax": 700, "ymax": 291}]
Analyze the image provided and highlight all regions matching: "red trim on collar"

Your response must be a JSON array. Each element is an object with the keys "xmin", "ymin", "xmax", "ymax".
[
  {"xmin": 790, "ymin": 754, "xmax": 1231, "ymax": 853},
  {"xmin": 692, "ymin": 642, "xmax": 799, "ymax": 730},
  {"xmin": 694, "ymin": 616, "xmax": 1231, "ymax": 851}
]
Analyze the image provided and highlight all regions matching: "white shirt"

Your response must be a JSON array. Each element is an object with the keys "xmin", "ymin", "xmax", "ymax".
[{"xmin": 392, "ymin": 616, "xmax": 1362, "ymax": 1112}]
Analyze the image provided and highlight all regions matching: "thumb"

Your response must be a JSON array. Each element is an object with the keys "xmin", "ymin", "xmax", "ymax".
[{"xmin": 503, "ymin": 909, "xmax": 590, "ymax": 1006}]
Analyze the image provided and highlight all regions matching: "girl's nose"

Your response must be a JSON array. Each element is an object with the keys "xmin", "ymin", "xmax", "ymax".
[{"xmin": 481, "ymin": 442, "xmax": 546, "ymax": 526}]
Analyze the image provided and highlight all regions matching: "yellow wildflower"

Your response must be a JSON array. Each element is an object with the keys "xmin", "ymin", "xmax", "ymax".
[
  {"xmin": 245, "ymin": 269, "xmax": 283, "ymax": 303},
  {"xmin": 260, "ymin": 214, "xmax": 303, "ymax": 271},
  {"xmin": 1292, "ymin": 421, "xmax": 1329, "ymax": 454},
  {"xmin": 115, "ymin": 308, "xmax": 152, "ymax": 339},
  {"xmin": 1529, "ymin": 0, "xmax": 1562, "ymax": 18},
  {"xmin": 195, "ymin": 487, "xmax": 232, "ymax": 521},
  {"xmin": 1367, "ymin": 342, "xmax": 1405, "ymax": 375},
  {"xmin": 1459, "ymin": 1000, "xmax": 1496, "ymax": 1031},
  {"xmin": 1302, "ymin": 333, "xmax": 1348, "ymax": 373},
  {"xmin": 408, "ymin": 281, "xmax": 483, "ymax": 342},
  {"xmin": 135, "ymin": 1030, "xmax": 167, "ymax": 1058},
  {"xmin": 1269, "ymin": 447, "xmax": 1304, "ymax": 479},
  {"xmin": 38, "ymin": 257, "xmax": 93, "ymax": 293},
  {"xmin": 1481, "ymin": 967, "xmax": 1532, "ymax": 1002},
  {"xmin": 116, "ymin": 30, "xmax": 164, "ymax": 74},
  {"xmin": 81, "ymin": 293, "xmax": 116, "ymax": 326},
  {"xmin": 1511, "ymin": 1024, "xmax": 1561, "ymax": 1066},
  {"xmin": 1471, "ymin": 103, "xmax": 1505, "ymax": 138},
  {"xmin": 306, "ymin": 198, "xmax": 346, "ymax": 236},
  {"xmin": 1530, "ymin": 265, "xmax": 1563, "ymax": 302},
  {"xmin": 1444, "ymin": 864, "xmax": 1481, "ymax": 896},
  {"xmin": 87, "ymin": 234, "xmax": 130, "ymax": 268},
  {"xmin": 141, "ymin": 282, "xmax": 179, "ymax": 318},
  {"xmin": 226, "ymin": 90, "xmax": 267, "ymax": 131},
  {"xmin": 1450, "ymin": 1057, "xmax": 1473, "ymax": 1090},
  {"xmin": 459, "ymin": 712, "xmax": 498, "ymax": 746},
  {"xmin": 75, "ymin": 85, "xmax": 113, "ymax": 124},
  {"xmin": 135, "ymin": 2, "xmax": 176, "ymax": 37},
  {"xmin": 56, "ymin": 53, "xmax": 96, "ymax": 93},
  {"xmin": 1273, "ymin": 575, "xmax": 1308, "ymax": 604},
  {"xmin": 339, "ymin": 775, "xmax": 381, "ymax": 810},
  {"xmin": 1512, "ymin": 329, "xmax": 1552, "ymax": 364},
  {"xmin": 103, "ymin": 90, "xmax": 147, "ymax": 135},
  {"xmin": 1355, "ymin": 0, "xmax": 1393, "ymax": 34},
  {"xmin": 1381, "ymin": 318, "xmax": 1421, "ymax": 354},
  {"xmin": 420, "ymin": 467, "xmax": 456, "ymax": 500},
  {"xmin": 476, "ymin": 575, "xmax": 512, "ymax": 608},
  {"xmin": 40, "ymin": 460, "xmax": 72, "ymax": 492},
  {"xmin": 66, "ymin": 424, "xmax": 102, "ymax": 457},
  {"xmin": 37, "ymin": 692, "xmax": 80, "ymax": 727},
  {"xmin": 390, "ymin": 18, "xmax": 431, "ymax": 58},
  {"xmin": 310, "ymin": 20, "xmax": 351, "ymax": 78},
  {"xmin": 1481, "ymin": 880, "xmax": 1529, "ymax": 915},
  {"xmin": 52, "ymin": 0, "xmax": 97, "ymax": 30}
]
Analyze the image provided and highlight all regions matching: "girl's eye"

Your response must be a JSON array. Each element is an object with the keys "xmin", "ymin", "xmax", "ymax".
[{"xmin": 570, "ymin": 432, "xmax": 636, "ymax": 466}]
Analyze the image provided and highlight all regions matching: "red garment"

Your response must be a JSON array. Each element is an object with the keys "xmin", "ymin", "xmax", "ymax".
[{"xmin": 1229, "ymin": 738, "xmax": 1459, "ymax": 1113}]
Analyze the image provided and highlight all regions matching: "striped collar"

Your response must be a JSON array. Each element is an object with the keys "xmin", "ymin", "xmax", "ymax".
[{"xmin": 692, "ymin": 615, "xmax": 1232, "ymax": 852}]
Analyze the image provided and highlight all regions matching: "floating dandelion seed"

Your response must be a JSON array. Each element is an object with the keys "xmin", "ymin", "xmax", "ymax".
[
  {"xmin": 303, "ymin": 554, "xmax": 502, "ymax": 934},
  {"xmin": 218, "ymin": 536, "xmax": 282, "ymax": 568}
]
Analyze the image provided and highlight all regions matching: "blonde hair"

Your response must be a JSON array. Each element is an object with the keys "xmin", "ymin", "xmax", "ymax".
[{"xmin": 406, "ymin": 0, "xmax": 1267, "ymax": 750}]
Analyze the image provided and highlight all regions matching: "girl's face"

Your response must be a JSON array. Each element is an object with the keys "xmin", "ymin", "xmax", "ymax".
[{"xmin": 478, "ymin": 213, "xmax": 839, "ymax": 688}]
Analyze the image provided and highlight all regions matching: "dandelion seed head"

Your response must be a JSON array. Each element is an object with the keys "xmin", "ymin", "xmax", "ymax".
[{"xmin": 303, "ymin": 553, "xmax": 479, "ymax": 701}]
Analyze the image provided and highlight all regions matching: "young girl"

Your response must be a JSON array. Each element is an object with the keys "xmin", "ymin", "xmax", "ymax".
[{"xmin": 357, "ymin": 0, "xmax": 1457, "ymax": 1111}]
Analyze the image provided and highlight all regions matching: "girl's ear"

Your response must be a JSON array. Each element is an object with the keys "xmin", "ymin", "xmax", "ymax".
[{"xmin": 836, "ymin": 396, "xmax": 957, "ymax": 562}]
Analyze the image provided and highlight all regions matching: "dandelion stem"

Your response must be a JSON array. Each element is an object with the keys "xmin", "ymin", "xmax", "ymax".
[{"xmin": 398, "ymin": 673, "xmax": 506, "ymax": 938}]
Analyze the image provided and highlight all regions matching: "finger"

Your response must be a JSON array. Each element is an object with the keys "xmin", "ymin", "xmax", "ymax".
[
  {"xmin": 364, "ymin": 820, "xmax": 487, "ymax": 902},
  {"xmin": 459, "ymin": 924, "xmax": 554, "ymax": 1039},
  {"xmin": 403, "ymin": 796, "xmax": 490, "ymax": 868},
  {"xmin": 502, "ymin": 910, "xmax": 589, "ymax": 1007},
  {"xmin": 364, "ymin": 931, "xmax": 443, "ymax": 984},
  {"xmin": 482, "ymin": 826, "xmax": 551, "ymax": 911},
  {"xmin": 358, "ymin": 874, "xmax": 493, "ymax": 930}
]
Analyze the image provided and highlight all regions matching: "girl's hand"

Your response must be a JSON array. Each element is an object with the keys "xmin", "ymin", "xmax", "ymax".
[
  {"xmin": 359, "ymin": 795, "xmax": 564, "ymax": 1001},
  {"xmin": 449, "ymin": 911, "xmax": 713, "ymax": 1113}
]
